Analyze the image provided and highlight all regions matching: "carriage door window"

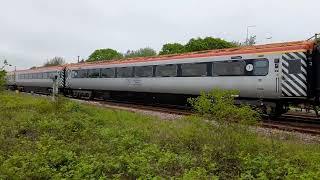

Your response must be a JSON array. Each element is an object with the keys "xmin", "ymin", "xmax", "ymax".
[{"xmin": 252, "ymin": 59, "xmax": 269, "ymax": 76}]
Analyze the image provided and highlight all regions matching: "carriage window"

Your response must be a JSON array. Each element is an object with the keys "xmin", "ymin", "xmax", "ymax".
[
  {"xmin": 32, "ymin": 73, "xmax": 37, "ymax": 79},
  {"xmin": 101, "ymin": 68, "xmax": 115, "ymax": 78},
  {"xmin": 72, "ymin": 71, "xmax": 78, "ymax": 78},
  {"xmin": 43, "ymin": 72, "xmax": 48, "ymax": 79},
  {"xmin": 135, "ymin": 66, "xmax": 153, "ymax": 77},
  {"xmin": 47, "ymin": 72, "xmax": 54, "ymax": 79},
  {"xmin": 88, "ymin": 69, "xmax": 100, "ymax": 78},
  {"xmin": 287, "ymin": 59, "xmax": 301, "ymax": 74},
  {"xmin": 155, "ymin": 64, "xmax": 177, "ymax": 77},
  {"xmin": 117, "ymin": 67, "xmax": 133, "ymax": 78},
  {"xmin": 213, "ymin": 60, "xmax": 246, "ymax": 76},
  {"xmin": 37, "ymin": 73, "xmax": 43, "ymax": 79},
  {"xmin": 78, "ymin": 70, "xmax": 88, "ymax": 78},
  {"xmin": 181, "ymin": 63, "xmax": 208, "ymax": 77}
]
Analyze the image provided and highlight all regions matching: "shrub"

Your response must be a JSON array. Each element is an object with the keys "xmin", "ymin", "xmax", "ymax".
[{"xmin": 188, "ymin": 88, "xmax": 260, "ymax": 125}]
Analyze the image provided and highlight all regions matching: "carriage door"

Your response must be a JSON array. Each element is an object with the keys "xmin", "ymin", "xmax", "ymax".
[
  {"xmin": 280, "ymin": 52, "xmax": 308, "ymax": 97},
  {"xmin": 245, "ymin": 59, "xmax": 269, "ymax": 98}
]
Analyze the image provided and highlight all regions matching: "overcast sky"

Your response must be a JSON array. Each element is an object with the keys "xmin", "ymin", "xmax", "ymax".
[{"xmin": 0, "ymin": 0, "xmax": 319, "ymax": 70}]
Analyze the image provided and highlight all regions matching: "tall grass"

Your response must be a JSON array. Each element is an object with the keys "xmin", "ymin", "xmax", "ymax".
[{"xmin": 0, "ymin": 92, "xmax": 319, "ymax": 179}]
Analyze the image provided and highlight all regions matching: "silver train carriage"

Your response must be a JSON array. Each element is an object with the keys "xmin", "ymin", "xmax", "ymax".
[
  {"xmin": 7, "ymin": 40, "xmax": 320, "ymax": 115},
  {"xmin": 12, "ymin": 66, "xmax": 63, "ymax": 94}
]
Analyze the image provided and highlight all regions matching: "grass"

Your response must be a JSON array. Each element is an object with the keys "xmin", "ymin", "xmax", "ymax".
[{"xmin": 0, "ymin": 92, "xmax": 320, "ymax": 179}]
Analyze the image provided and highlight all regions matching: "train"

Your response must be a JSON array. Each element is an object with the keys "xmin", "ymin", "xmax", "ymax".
[{"xmin": 5, "ymin": 39, "xmax": 320, "ymax": 115}]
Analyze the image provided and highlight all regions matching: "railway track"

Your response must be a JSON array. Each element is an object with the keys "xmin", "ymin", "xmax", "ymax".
[
  {"xmin": 20, "ymin": 92, "xmax": 320, "ymax": 135},
  {"xmin": 98, "ymin": 101, "xmax": 320, "ymax": 135},
  {"xmin": 92, "ymin": 99, "xmax": 320, "ymax": 135},
  {"xmin": 262, "ymin": 112, "xmax": 320, "ymax": 135},
  {"xmin": 85, "ymin": 99, "xmax": 193, "ymax": 116}
]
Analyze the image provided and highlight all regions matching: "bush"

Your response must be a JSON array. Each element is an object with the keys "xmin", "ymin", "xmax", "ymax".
[{"xmin": 188, "ymin": 88, "xmax": 260, "ymax": 125}]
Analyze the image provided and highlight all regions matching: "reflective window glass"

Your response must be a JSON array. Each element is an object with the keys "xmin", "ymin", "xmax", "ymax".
[
  {"xmin": 88, "ymin": 69, "xmax": 100, "ymax": 78},
  {"xmin": 135, "ymin": 66, "xmax": 153, "ymax": 77},
  {"xmin": 155, "ymin": 64, "xmax": 177, "ymax": 77},
  {"xmin": 117, "ymin": 67, "xmax": 133, "ymax": 78},
  {"xmin": 181, "ymin": 63, "xmax": 207, "ymax": 77},
  {"xmin": 101, "ymin": 68, "xmax": 115, "ymax": 78}
]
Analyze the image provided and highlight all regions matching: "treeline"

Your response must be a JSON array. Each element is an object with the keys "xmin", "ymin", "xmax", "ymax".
[
  {"xmin": 86, "ymin": 37, "xmax": 240, "ymax": 62},
  {"xmin": 40, "ymin": 36, "xmax": 256, "ymax": 67}
]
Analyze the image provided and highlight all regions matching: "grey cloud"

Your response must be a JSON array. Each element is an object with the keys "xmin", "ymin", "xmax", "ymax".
[{"xmin": 0, "ymin": 0, "xmax": 319, "ymax": 70}]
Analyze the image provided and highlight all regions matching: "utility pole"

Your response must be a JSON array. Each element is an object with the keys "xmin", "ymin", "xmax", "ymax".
[{"xmin": 52, "ymin": 75, "xmax": 58, "ymax": 101}]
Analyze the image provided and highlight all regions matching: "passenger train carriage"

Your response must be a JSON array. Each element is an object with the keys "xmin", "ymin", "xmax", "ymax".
[
  {"xmin": 6, "ymin": 40, "xmax": 320, "ymax": 115},
  {"xmin": 10, "ymin": 66, "xmax": 63, "ymax": 93}
]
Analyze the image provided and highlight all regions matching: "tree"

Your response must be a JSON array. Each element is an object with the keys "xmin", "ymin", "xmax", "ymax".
[
  {"xmin": 185, "ymin": 37, "xmax": 237, "ymax": 52},
  {"xmin": 87, "ymin": 49, "xmax": 123, "ymax": 62},
  {"xmin": 124, "ymin": 47, "xmax": 157, "ymax": 58},
  {"xmin": 44, "ymin": 57, "xmax": 65, "ymax": 67},
  {"xmin": 245, "ymin": 35, "xmax": 257, "ymax": 46},
  {"xmin": 0, "ymin": 70, "xmax": 6, "ymax": 91},
  {"xmin": 159, "ymin": 43, "xmax": 186, "ymax": 55},
  {"xmin": 0, "ymin": 60, "xmax": 10, "ymax": 91},
  {"xmin": 231, "ymin": 35, "xmax": 257, "ymax": 47},
  {"xmin": 0, "ymin": 59, "xmax": 11, "ymax": 70}
]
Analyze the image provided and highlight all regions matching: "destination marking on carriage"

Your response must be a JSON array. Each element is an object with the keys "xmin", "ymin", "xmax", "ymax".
[{"xmin": 127, "ymin": 79, "xmax": 142, "ymax": 86}]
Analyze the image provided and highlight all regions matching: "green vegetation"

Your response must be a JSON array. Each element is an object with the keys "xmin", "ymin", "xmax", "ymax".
[
  {"xmin": 0, "ymin": 70, "xmax": 6, "ymax": 91},
  {"xmin": 87, "ymin": 49, "xmax": 123, "ymax": 62},
  {"xmin": 185, "ymin": 37, "xmax": 236, "ymax": 52},
  {"xmin": 0, "ymin": 92, "xmax": 319, "ymax": 179},
  {"xmin": 188, "ymin": 89, "xmax": 260, "ymax": 125},
  {"xmin": 124, "ymin": 48, "xmax": 157, "ymax": 58},
  {"xmin": 160, "ymin": 37, "xmax": 236, "ymax": 56},
  {"xmin": 43, "ymin": 57, "xmax": 66, "ymax": 67},
  {"xmin": 87, "ymin": 36, "xmax": 238, "ymax": 62},
  {"xmin": 159, "ymin": 43, "xmax": 186, "ymax": 55}
]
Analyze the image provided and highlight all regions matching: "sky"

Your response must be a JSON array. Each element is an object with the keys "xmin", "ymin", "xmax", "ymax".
[{"xmin": 0, "ymin": 0, "xmax": 319, "ymax": 70}]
